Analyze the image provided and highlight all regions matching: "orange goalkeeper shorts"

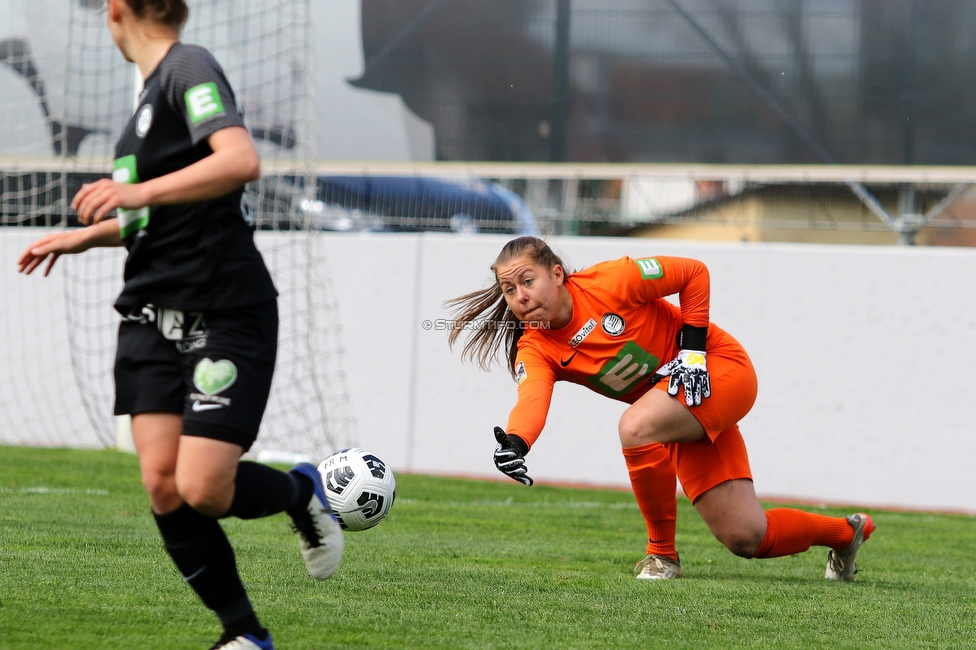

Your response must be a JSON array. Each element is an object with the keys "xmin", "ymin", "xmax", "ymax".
[{"xmin": 654, "ymin": 327, "xmax": 759, "ymax": 503}]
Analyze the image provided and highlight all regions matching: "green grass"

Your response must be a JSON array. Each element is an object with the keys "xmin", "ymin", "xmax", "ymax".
[{"xmin": 0, "ymin": 446, "xmax": 974, "ymax": 649}]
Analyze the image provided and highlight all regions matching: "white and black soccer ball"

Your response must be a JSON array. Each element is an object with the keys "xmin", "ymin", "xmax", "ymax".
[{"xmin": 317, "ymin": 448, "xmax": 395, "ymax": 531}]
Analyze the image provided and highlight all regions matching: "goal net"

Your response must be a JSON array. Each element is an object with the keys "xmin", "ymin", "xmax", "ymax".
[{"xmin": 0, "ymin": 0, "xmax": 355, "ymax": 459}]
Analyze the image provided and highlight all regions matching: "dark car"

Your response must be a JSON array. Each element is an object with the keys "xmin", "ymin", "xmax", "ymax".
[{"xmin": 311, "ymin": 175, "xmax": 538, "ymax": 234}]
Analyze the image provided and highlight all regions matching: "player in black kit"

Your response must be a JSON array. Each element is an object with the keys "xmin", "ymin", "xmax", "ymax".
[{"xmin": 17, "ymin": 1, "xmax": 341, "ymax": 648}]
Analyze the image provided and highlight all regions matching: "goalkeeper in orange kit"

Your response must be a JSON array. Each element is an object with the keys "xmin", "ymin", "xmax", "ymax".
[{"xmin": 448, "ymin": 236, "xmax": 873, "ymax": 580}]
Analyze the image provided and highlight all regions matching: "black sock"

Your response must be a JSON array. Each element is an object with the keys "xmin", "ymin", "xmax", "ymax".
[
  {"xmin": 153, "ymin": 504, "xmax": 264, "ymax": 637},
  {"xmin": 288, "ymin": 471, "xmax": 315, "ymax": 518},
  {"xmin": 224, "ymin": 461, "xmax": 313, "ymax": 520},
  {"xmin": 225, "ymin": 613, "xmax": 264, "ymax": 639}
]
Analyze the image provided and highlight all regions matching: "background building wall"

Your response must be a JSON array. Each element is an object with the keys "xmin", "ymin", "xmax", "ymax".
[{"xmin": 355, "ymin": 0, "xmax": 976, "ymax": 165}]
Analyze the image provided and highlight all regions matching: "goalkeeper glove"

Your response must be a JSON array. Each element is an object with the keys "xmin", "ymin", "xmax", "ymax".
[
  {"xmin": 493, "ymin": 426, "xmax": 533, "ymax": 486},
  {"xmin": 651, "ymin": 325, "xmax": 711, "ymax": 407}
]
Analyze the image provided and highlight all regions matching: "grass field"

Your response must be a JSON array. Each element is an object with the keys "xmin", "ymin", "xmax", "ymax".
[{"xmin": 1, "ymin": 446, "xmax": 975, "ymax": 649}]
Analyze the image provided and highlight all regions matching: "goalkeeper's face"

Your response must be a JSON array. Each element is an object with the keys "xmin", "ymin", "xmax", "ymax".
[{"xmin": 495, "ymin": 255, "xmax": 567, "ymax": 327}]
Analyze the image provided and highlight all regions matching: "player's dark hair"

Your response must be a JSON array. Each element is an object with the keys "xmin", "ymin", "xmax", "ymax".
[
  {"xmin": 446, "ymin": 236, "xmax": 568, "ymax": 380},
  {"xmin": 124, "ymin": 0, "xmax": 189, "ymax": 29}
]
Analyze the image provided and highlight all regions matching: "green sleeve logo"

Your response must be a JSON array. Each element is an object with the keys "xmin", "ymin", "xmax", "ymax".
[
  {"xmin": 113, "ymin": 155, "xmax": 148, "ymax": 239},
  {"xmin": 185, "ymin": 82, "xmax": 225, "ymax": 123},
  {"xmin": 635, "ymin": 257, "xmax": 664, "ymax": 279}
]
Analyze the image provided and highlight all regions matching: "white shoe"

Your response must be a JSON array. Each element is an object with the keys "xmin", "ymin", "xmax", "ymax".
[
  {"xmin": 635, "ymin": 554, "xmax": 683, "ymax": 580},
  {"xmin": 289, "ymin": 463, "xmax": 344, "ymax": 580},
  {"xmin": 210, "ymin": 631, "xmax": 274, "ymax": 650},
  {"xmin": 825, "ymin": 513, "xmax": 875, "ymax": 581}
]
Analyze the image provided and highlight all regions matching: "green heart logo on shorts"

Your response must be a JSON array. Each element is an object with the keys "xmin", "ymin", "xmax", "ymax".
[{"xmin": 193, "ymin": 358, "xmax": 237, "ymax": 395}]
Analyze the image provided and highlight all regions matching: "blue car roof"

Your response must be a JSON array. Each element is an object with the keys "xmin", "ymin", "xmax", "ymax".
[{"xmin": 316, "ymin": 175, "xmax": 515, "ymax": 224}]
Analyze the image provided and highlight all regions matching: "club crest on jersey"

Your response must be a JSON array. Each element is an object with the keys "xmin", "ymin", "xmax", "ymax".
[
  {"xmin": 135, "ymin": 104, "xmax": 153, "ymax": 138},
  {"xmin": 569, "ymin": 318, "xmax": 597, "ymax": 348},
  {"xmin": 515, "ymin": 361, "xmax": 527, "ymax": 384},
  {"xmin": 601, "ymin": 313, "xmax": 625, "ymax": 336}
]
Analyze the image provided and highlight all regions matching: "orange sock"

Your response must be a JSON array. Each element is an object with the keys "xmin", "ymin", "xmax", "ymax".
[
  {"xmin": 753, "ymin": 508, "xmax": 855, "ymax": 558},
  {"xmin": 622, "ymin": 443, "xmax": 678, "ymax": 560}
]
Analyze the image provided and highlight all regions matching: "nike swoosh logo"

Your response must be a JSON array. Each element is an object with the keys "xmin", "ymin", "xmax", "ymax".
[
  {"xmin": 191, "ymin": 401, "xmax": 222, "ymax": 412},
  {"xmin": 560, "ymin": 351, "xmax": 578, "ymax": 367},
  {"xmin": 182, "ymin": 565, "xmax": 207, "ymax": 582}
]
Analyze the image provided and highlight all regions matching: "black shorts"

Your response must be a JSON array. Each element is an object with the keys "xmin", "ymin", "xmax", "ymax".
[{"xmin": 114, "ymin": 300, "xmax": 278, "ymax": 451}]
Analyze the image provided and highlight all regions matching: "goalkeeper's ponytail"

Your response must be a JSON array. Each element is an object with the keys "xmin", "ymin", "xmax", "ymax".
[{"xmin": 446, "ymin": 236, "xmax": 568, "ymax": 381}]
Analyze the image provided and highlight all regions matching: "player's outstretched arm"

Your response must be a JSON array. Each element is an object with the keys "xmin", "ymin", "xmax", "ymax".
[
  {"xmin": 17, "ymin": 218, "xmax": 122, "ymax": 277},
  {"xmin": 493, "ymin": 426, "xmax": 533, "ymax": 486},
  {"xmin": 72, "ymin": 126, "xmax": 260, "ymax": 225}
]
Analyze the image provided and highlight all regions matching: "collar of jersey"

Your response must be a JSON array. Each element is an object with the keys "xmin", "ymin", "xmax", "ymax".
[{"xmin": 143, "ymin": 41, "xmax": 181, "ymax": 86}]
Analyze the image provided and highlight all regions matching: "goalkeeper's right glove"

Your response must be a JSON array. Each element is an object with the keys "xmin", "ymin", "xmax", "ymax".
[
  {"xmin": 493, "ymin": 426, "xmax": 533, "ymax": 486},
  {"xmin": 649, "ymin": 324, "xmax": 711, "ymax": 407}
]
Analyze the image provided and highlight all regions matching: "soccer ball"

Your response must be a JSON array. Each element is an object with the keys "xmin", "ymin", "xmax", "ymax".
[{"xmin": 317, "ymin": 448, "xmax": 396, "ymax": 531}]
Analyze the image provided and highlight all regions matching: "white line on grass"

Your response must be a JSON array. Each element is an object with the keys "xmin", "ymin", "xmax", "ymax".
[
  {"xmin": 0, "ymin": 487, "xmax": 110, "ymax": 495},
  {"xmin": 397, "ymin": 497, "xmax": 637, "ymax": 510}
]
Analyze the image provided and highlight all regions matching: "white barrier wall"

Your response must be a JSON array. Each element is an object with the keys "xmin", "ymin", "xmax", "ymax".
[
  {"xmin": 3, "ymin": 230, "xmax": 975, "ymax": 513},
  {"xmin": 322, "ymin": 233, "xmax": 976, "ymax": 514},
  {"xmin": 0, "ymin": 230, "xmax": 106, "ymax": 446}
]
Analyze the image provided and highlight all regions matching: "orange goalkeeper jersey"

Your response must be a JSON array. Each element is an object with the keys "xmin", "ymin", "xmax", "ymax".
[{"xmin": 506, "ymin": 255, "xmax": 722, "ymax": 448}]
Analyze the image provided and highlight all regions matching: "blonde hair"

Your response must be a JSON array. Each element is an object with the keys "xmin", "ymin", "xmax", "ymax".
[{"xmin": 446, "ymin": 236, "xmax": 567, "ymax": 380}]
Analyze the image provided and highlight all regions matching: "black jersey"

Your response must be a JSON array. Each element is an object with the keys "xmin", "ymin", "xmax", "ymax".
[{"xmin": 111, "ymin": 42, "xmax": 277, "ymax": 313}]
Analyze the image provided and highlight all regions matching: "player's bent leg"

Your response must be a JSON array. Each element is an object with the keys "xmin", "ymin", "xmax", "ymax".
[
  {"xmin": 156, "ymin": 434, "xmax": 271, "ymax": 642},
  {"xmin": 220, "ymin": 458, "xmax": 346, "ymax": 579},
  {"xmin": 620, "ymin": 387, "xmax": 706, "ymax": 578},
  {"xmin": 178, "ymin": 417, "xmax": 343, "ymax": 580},
  {"xmin": 223, "ymin": 461, "xmax": 311, "ymax": 520},
  {"xmin": 153, "ymin": 503, "xmax": 266, "ymax": 642},
  {"xmin": 752, "ymin": 508, "xmax": 862, "ymax": 564},
  {"xmin": 622, "ymin": 443, "xmax": 679, "ymax": 563},
  {"xmin": 693, "ymin": 479, "xmax": 767, "ymax": 558},
  {"xmin": 694, "ymin": 476, "xmax": 875, "ymax": 579},
  {"xmin": 132, "ymin": 412, "xmax": 184, "ymax": 514}
]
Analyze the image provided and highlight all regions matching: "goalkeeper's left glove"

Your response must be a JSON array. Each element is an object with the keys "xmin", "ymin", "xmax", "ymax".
[
  {"xmin": 493, "ymin": 427, "xmax": 533, "ymax": 486},
  {"xmin": 651, "ymin": 324, "xmax": 711, "ymax": 407}
]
